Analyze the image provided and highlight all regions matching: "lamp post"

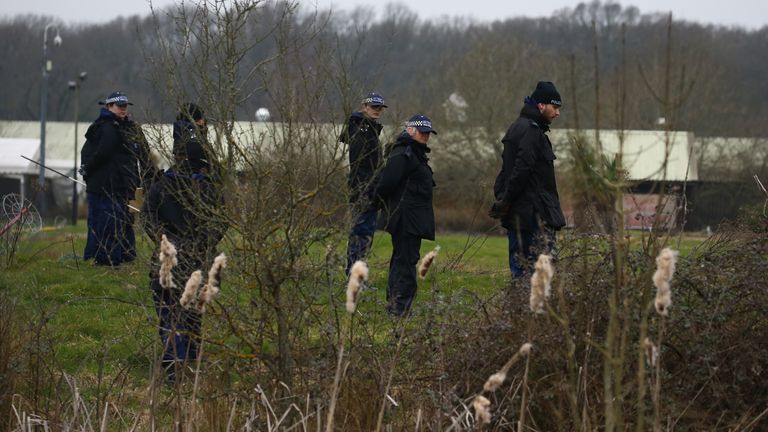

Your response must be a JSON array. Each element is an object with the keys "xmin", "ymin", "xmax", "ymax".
[
  {"xmin": 39, "ymin": 23, "xmax": 62, "ymax": 220},
  {"xmin": 68, "ymin": 71, "xmax": 87, "ymax": 225}
]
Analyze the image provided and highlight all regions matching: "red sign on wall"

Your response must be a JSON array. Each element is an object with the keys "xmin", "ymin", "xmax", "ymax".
[{"xmin": 623, "ymin": 194, "xmax": 679, "ymax": 230}]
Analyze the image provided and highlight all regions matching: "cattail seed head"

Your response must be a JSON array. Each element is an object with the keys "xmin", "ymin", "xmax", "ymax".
[
  {"xmin": 529, "ymin": 254, "xmax": 554, "ymax": 314},
  {"xmin": 197, "ymin": 253, "xmax": 227, "ymax": 313},
  {"xmin": 485, "ymin": 342, "xmax": 533, "ymax": 394},
  {"xmin": 159, "ymin": 234, "xmax": 178, "ymax": 289},
  {"xmin": 653, "ymin": 248, "xmax": 678, "ymax": 316},
  {"xmin": 483, "ymin": 371, "xmax": 507, "ymax": 392},
  {"xmin": 519, "ymin": 342, "xmax": 533, "ymax": 356},
  {"xmin": 180, "ymin": 270, "xmax": 203, "ymax": 309},
  {"xmin": 473, "ymin": 395, "xmax": 491, "ymax": 425},
  {"xmin": 346, "ymin": 260, "xmax": 369, "ymax": 314},
  {"xmin": 208, "ymin": 253, "xmax": 227, "ymax": 287},
  {"xmin": 643, "ymin": 337, "xmax": 658, "ymax": 368},
  {"xmin": 418, "ymin": 245, "xmax": 441, "ymax": 279},
  {"xmin": 530, "ymin": 273, "xmax": 545, "ymax": 314}
]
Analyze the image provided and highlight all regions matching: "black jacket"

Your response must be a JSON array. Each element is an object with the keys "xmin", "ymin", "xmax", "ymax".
[
  {"xmin": 81, "ymin": 108, "xmax": 155, "ymax": 197},
  {"xmin": 341, "ymin": 112, "xmax": 383, "ymax": 204},
  {"xmin": 142, "ymin": 162, "xmax": 226, "ymax": 278},
  {"xmin": 492, "ymin": 104, "xmax": 566, "ymax": 231},
  {"xmin": 375, "ymin": 132, "xmax": 435, "ymax": 240}
]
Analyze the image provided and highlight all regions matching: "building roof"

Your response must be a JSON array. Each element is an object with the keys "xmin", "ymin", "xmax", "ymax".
[
  {"xmin": 5, "ymin": 120, "xmax": 763, "ymax": 184},
  {"xmin": 549, "ymin": 129, "xmax": 698, "ymax": 182},
  {"xmin": 695, "ymin": 136, "xmax": 768, "ymax": 178},
  {"xmin": 0, "ymin": 120, "xmax": 295, "ymax": 173},
  {"xmin": 0, "ymin": 137, "xmax": 74, "ymax": 178},
  {"xmin": 0, "ymin": 138, "xmax": 42, "ymax": 176},
  {"xmin": 0, "ymin": 121, "xmax": 86, "ymax": 176}
]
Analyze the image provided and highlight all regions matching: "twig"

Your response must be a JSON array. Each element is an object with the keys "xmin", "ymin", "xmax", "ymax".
[
  {"xmin": 652, "ymin": 317, "xmax": 667, "ymax": 432},
  {"xmin": 375, "ymin": 324, "xmax": 407, "ymax": 432},
  {"xmin": 753, "ymin": 174, "xmax": 768, "ymax": 217},
  {"xmin": 739, "ymin": 405, "xmax": 768, "ymax": 431},
  {"xmin": 324, "ymin": 344, "xmax": 348, "ymax": 432},
  {"xmin": 517, "ymin": 350, "xmax": 532, "ymax": 432},
  {"xmin": 100, "ymin": 401, "xmax": 109, "ymax": 432},
  {"xmin": 70, "ymin": 234, "xmax": 79, "ymax": 270}
]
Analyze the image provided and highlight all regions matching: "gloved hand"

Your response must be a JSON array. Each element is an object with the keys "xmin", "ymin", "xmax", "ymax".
[{"xmin": 488, "ymin": 200, "xmax": 510, "ymax": 219}]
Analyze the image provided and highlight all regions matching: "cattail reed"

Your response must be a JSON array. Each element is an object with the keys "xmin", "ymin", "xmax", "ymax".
[
  {"xmin": 529, "ymin": 254, "xmax": 554, "ymax": 314},
  {"xmin": 473, "ymin": 395, "xmax": 491, "ymax": 425},
  {"xmin": 159, "ymin": 234, "xmax": 178, "ymax": 289},
  {"xmin": 418, "ymin": 245, "xmax": 441, "ymax": 279},
  {"xmin": 197, "ymin": 253, "xmax": 227, "ymax": 313},
  {"xmin": 652, "ymin": 248, "xmax": 678, "ymax": 316},
  {"xmin": 643, "ymin": 337, "xmax": 658, "ymax": 368},
  {"xmin": 519, "ymin": 342, "xmax": 532, "ymax": 356},
  {"xmin": 346, "ymin": 260, "xmax": 369, "ymax": 314},
  {"xmin": 483, "ymin": 342, "xmax": 533, "ymax": 392},
  {"xmin": 180, "ymin": 270, "xmax": 202, "ymax": 309},
  {"xmin": 484, "ymin": 371, "xmax": 506, "ymax": 392}
]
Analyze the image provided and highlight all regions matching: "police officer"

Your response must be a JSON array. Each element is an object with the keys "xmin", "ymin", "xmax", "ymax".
[
  {"xmin": 375, "ymin": 114, "xmax": 437, "ymax": 316},
  {"xmin": 81, "ymin": 91, "xmax": 155, "ymax": 266},
  {"xmin": 143, "ymin": 103, "xmax": 225, "ymax": 381},
  {"xmin": 489, "ymin": 81, "xmax": 566, "ymax": 277},
  {"xmin": 340, "ymin": 92, "xmax": 387, "ymax": 274}
]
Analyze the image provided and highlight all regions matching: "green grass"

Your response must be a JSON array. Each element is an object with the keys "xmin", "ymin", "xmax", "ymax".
[
  {"xmin": 2, "ymin": 226, "xmax": 507, "ymax": 384},
  {"xmin": 1, "ymin": 222, "xmax": 154, "ymax": 376},
  {"xmin": 0, "ymin": 223, "xmax": 705, "ymax": 377},
  {"xmin": 364, "ymin": 232, "xmax": 508, "ymax": 294}
]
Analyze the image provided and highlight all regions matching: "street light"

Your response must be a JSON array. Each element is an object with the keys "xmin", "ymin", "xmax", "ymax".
[
  {"xmin": 39, "ymin": 23, "xmax": 62, "ymax": 220},
  {"xmin": 68, "ymin": 71, "xmax": 87, "ymax": 225}
]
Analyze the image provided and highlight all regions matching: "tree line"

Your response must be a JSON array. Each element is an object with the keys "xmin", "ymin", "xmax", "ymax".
[{"xmin": 1, "ymin": 1, "xmax": 766, "ymax": 139}]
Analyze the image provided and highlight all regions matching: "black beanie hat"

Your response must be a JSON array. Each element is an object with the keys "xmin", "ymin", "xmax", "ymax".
[
  {"xmin": 531, "ymin": 81, "xmax": 562, "ymax": 106},
  {"xmin": 177, "ymin": 103, "xmax": 204, "ymax": 121}
]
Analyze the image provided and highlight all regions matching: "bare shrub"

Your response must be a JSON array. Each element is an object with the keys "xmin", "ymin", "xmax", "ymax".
[
  {"xmin": 3, "ymin": 4, "xmax": 767, "ymax": 432},
  {"xmin": 141, "ymin": 2, "xmax": 351, "ymax": 426},
  {"xmin": 0, "ymin": 290, "xmax": 19, "ymax": 428}
]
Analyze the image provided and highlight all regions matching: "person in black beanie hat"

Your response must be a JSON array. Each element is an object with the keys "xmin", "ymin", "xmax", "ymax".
[
  {"xmin": 489, "ymin": 81, "xmax": 566, "ymax": 277},
  {"xmin": 181, "ymin": 103, "xmax": 204, "ymax": 122},
  {"xmin": 173, "ymin": 103, "xmax": 210, "ymax": 173},
  {"xmin": 142, "ymin": 102, "xmax": 226, "ymax": 383},
  {"xmin": 531, "ymin": 81, "xmax": 562, "ymax": 107}
]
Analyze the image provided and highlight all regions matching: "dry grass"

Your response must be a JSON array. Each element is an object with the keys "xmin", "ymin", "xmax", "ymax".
[{"xmin": 2, "ymin": 225, "xmax": 767, "ymax": 431}]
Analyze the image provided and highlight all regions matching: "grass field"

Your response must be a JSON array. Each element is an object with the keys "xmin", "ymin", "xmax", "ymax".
[
  {"xmin": 1, "ymin": 222, "xmax": 704, "ymax": 376},
  {"xmin": 4, "ymin": 220, "xmax": 766, "ymax": 431},
  {"xmin": 1, "ymin": 225, "xmax": 496, "ymax": 374}
]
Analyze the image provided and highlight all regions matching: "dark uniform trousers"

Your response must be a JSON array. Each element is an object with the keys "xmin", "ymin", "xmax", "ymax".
[
  {"xmin": 376, "ymin": 133, "xmax": 434, "ymax": 317},
  {"xmin": 346, "ymin": 207, "xmax": 377, "ymax": 274},
  {"xmin": 143, "ymin": 163, "xmax": 224, "ymax": 383},
  {"xmin": 150, "ymin": 277, "xmax": 202, "ymax": 381},
  {"xmin": 84, "ymin": 192, "xmax": 136, "ymax": 266},
  {"xmin": 387, "ymin": 228, "xmax": 422, "ymax": 316}
]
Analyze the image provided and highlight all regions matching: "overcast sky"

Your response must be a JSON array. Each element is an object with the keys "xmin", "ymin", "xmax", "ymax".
[{"xmin": 2, "ymin": 0, "xmax": 765, "ymax": 30}]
